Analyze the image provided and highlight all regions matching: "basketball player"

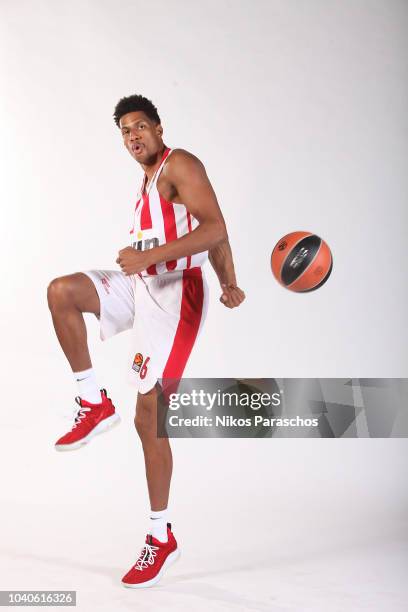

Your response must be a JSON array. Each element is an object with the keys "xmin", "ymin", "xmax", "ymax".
[{"xmin": 47, "ymin": 95, "xmax": 245, "ymax": 588}]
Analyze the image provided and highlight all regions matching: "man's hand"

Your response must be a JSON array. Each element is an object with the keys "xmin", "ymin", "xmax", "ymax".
[
  {"xmin": 220, "ymin": 283, "xmax": 246, "ymax": 308},
  {"xmin": 116, "ymin": 247, "xmax": 153, "ymax": 275}
]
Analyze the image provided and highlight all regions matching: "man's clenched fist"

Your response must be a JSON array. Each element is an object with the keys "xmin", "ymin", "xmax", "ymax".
[
  {"xmin": 220, "ymin": 283, "xmax": 246, "ymax": 308},
  {"xmin": 116, "ymin": 247, "xmax": 153, "ymax": 275}
]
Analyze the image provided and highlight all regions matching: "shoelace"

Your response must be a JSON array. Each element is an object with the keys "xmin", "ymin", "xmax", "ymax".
[
  {"xmin": 134, "ymin": 543, "xmax": 159, "ymax": 571},
  {"xmin": 71, "ymin": 400, "xmax": 91, "ymax": 430}
]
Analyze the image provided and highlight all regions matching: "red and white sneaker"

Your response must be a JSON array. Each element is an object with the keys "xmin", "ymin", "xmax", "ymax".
[
  {"xmin": 55, "ymin": 389, "xmax": 120, "ymax": 451},
  {"xmin": 121, "ymin": 524, "xmax": 180, "ymax": 589}
]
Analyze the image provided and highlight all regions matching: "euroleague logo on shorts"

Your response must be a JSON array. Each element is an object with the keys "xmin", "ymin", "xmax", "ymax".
[
  {"xmin": 132, "ymin": 353, "xmax": 144, "ymax": 373},
  {"xmin": 132, "ymin": 353, "xmax": 150, "ymax": 379}
]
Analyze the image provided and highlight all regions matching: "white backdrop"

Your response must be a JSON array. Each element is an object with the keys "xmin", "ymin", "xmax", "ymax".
[{"xmin": 0, "ymin": 1, "xmax": 407, "ymax": 610}]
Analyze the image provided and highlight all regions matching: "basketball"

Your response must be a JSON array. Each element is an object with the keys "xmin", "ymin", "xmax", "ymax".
[{"xmin": 271, "ymin": 231, "xmax": 333, "ymax": 292}]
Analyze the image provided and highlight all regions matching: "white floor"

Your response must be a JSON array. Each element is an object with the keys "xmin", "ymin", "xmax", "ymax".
[
  {"xmin": 1, "ymin": 396, "xmax": 407, "ymax": 612},
  {"xmin": 1, "ymin": 511, "xmax": 407, "ymax": 611}
]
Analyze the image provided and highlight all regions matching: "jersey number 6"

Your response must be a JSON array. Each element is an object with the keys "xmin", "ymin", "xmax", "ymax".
[{"xmin": 140, "ymin": 357, "xmax": 150, "ymax": 380}]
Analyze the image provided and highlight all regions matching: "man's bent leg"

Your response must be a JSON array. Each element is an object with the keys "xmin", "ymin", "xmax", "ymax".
[
  {"xmin": 49, "ymin": 273, "xmax": 121, "ymax": 451},
  {"xmin": 135, "ymin": 386, "xmax": 173, "ymax": 511},
  {"xmin": 47, "ymin": 272, "xmax": 100, "ymax": 372}
]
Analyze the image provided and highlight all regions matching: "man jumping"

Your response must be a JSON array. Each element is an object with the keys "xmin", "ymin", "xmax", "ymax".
[{"xmin": 47, "ymin": 94, "xmax": 245, "ymax": 588}]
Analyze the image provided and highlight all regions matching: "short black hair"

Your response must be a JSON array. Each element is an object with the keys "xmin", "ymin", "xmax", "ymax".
[{"xmin": 113, "ymin": 94, "xmax": 161, "ymax": 126}]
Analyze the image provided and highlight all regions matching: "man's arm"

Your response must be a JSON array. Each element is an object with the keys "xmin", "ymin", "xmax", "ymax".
[
  {"xmin": 117, "ymin": 150, "xmax": 227, "ymax": 273},
  {"xmin": 209, "ymin": 239, "xmax": 246, "ymax": 309}
]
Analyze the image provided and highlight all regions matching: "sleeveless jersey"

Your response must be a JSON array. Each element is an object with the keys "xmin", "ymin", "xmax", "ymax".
[{"xmin": 130, "ymin": 148, "xmax": 208, "ymax": 276}]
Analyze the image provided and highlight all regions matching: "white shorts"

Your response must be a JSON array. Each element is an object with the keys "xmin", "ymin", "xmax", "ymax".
[{"xmin": 83, "ymin": 268, "xmax": 208, "ymax": 394}]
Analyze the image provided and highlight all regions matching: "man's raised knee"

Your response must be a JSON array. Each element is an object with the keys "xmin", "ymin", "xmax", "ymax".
[{"xmin": 47, "ymin": 276, "xmax": 74, "ymax": 311}]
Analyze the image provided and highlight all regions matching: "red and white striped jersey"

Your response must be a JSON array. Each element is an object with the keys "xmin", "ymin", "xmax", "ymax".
[{"xmin": 130, "ymin": 148, "xmax": 208, "ymax": 276}]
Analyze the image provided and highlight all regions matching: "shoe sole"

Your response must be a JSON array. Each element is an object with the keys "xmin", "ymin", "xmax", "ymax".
[
  {"xmin": 121, "ymin": 548, "xmax": 181, "ymax": 589},
  {"xmin": 55, "ymin": 413, "xmax": 121, "ymax": 452}
]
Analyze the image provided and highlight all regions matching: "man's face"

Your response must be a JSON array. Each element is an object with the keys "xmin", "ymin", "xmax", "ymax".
[{"xmin": 119, "ymin": 111, "xmax": 163, "ymax": 164}]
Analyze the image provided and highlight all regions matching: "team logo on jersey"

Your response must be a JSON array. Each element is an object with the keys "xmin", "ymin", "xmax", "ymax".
[{"xmin": 132, "ymin": 353, "xmax": 144, "ymax": 373}]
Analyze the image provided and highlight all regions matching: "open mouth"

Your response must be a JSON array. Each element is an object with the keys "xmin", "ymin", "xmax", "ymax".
[{"xmin": 132, "ymin": 143, "xmax": 144, "ymax": 155}]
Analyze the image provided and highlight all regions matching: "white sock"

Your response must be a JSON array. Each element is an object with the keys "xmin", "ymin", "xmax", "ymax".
[
  {"xmin": 149, "ymin": 509, "xmax": 168, "ymax": 543},
  {"xmin": 74, "ymin": 368, "xmax": 101, "ymax": 404}
]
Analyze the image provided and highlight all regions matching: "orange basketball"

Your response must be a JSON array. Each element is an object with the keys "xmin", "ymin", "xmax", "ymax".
[{"xmin": 271, "ymin": 231, "xmax": 333, "ymax": 292}]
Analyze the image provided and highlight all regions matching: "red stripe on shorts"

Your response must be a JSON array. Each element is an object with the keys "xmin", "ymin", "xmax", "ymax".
[
  {"xmin": 160, "ymin": 194, "xmax": 178, "ymax": 271},
  {"xmin": 162, "ymin": 268, "xmax": 204, "ymax": 380}
]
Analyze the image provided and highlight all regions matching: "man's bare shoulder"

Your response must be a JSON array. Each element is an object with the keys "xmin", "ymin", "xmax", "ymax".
[
  {"xmin": 168, "ymin": 148, "xmax": 202, "ymax": 164},
  {"xmin": 164, "ymin": 148, "xmax": 205, "ymax": 177}
]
